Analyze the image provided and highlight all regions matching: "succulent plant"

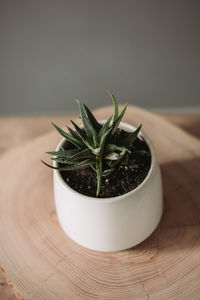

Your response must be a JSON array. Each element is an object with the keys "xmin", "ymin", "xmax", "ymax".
[{"xmin": 42, "ymin": 90, "xmax": 144, "ymax": 196}]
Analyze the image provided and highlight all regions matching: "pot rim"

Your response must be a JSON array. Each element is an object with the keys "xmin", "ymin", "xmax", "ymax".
[{"xmin": 53, "ymin": 120, "xmax": 157, "ymax": 203}]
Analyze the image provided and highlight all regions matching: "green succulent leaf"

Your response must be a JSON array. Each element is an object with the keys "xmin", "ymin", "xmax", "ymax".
[
  {"xmin": 69, "ymin": 148, "xmax": 93, "ymax": 161},
  {"xmin": 92, "ymin": 132, "xmax": 98, "ymax": 148},
  {"xmin": 122, "ymin": 124, "xmax": 142, "ymax": 148},
  {"xmin": 96, "ymin": 157, "xmax": 102, "ymax": 196},
  {"xmin": 41, "ymin": 159, "xmax": 94, "ymax": 171},
  {"xmin": 107, "ymin": 149, "xmax": 127, "ymax": 168},
  {"xmin": 66, "ymin": 125, "xmax": 80, "ymax": 140},
  {"xmin": 70, "ymin": 120, "xmax": 92, "ymax": 149},
  {"xmin": 110, "ymin": 103, "xmax": 128, "ymax": 138},
  {"xmin": 50, "ymin": 122, "xmax": 83, "ymax": 148},
  {"xmin": 100, "ymin": 127, "xmax": 112, "ymax": 148},
  {"xmin": 51, "ymin": 158, "xmax": 85, "ymax": 165},
  {"xmin": 41, "ymin": 160, "xmax": 63, "ymax": 169},
  {"xmin": 51, "ymin": 157, "xmax": 94, "ymax": 165},
  {"xmin": 104, "ymin": 152, "xmax": 120, "ymax": 160},
  {"xmin": 120, "ymin": 152, "xmax": 129, "ymax": 165},
  {"xmin": 98, "ymin": 115, "xmax": 113, "ymax": 138},
  {"xmin": 102, "ymin": 168, "xmax": 115, "ymax": 177},
  {"xmin": 50, "ymin": 157, "xmax": 67, "ymax": 163},
  {"xmin": 51, "ymin": 149, "xmax": 94, "ymax": 164},
  {"xmin": 106, "ymin": 144, "xmax": 131, "ymax": 153},
  {"xmin": 43, "ymin": 91, "xmax": 146, "ymax": 196},
  {"xmin": 107, "ymin": 89, "xmax": 118, "ymax": 122},
  {"xmin": 75, "ymin": 99, "xmax": 97, "ymax": 138},
  {"xmin": 46, "ymin": 149, "xmax": 80, "ymax": 158},
  {"xmin": 83, "ymin": 104, "xmax": 102, "ymax": 133}
]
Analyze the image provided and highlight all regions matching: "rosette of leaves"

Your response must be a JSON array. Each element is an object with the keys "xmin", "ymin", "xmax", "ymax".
[{"xmin": 42, "ymin": 90, "xmax": 144, "ymax": 196}]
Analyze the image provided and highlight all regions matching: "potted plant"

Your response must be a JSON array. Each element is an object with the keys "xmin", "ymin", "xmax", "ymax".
[{"xmin": 42, "ymin": 90, "xmax": 163, "ymax": 252}]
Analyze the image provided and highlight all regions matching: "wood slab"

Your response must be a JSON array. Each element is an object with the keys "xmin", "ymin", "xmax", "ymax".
[{"xmin": 0, "ymin": 106, "xmax": 200, "ymax": 300}]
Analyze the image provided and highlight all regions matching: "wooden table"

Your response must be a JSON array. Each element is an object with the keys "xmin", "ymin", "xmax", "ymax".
[{"xmin": 0, "ymin": 112, "xmax": 199, "ymax": 300}]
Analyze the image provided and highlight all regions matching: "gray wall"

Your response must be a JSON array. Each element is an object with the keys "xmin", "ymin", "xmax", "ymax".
[{"xmin": 0, "ymin": 0, "xmax": 200, "ymax": 115}]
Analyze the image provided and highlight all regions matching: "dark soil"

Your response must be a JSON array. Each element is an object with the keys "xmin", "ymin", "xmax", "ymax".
[{"xmin": 60, "ymin": 129, "xmax": 151, "ymax": 198}]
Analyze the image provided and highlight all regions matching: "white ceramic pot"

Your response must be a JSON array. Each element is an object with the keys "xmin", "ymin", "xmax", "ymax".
[{"xmin": 53, "ymin": 121, "xmax": 163, "ymax": 252}]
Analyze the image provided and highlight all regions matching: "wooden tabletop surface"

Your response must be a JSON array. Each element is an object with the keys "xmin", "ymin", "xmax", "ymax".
[{"xmin": 0, "ymin": 113, "xmax": 199, "ymax": 300}]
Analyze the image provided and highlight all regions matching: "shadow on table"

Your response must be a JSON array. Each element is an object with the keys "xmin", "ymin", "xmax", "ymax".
[
  {"xmin": 178, "ymin": 120, "xmax": 200, "ymax": 139},
  {"xmin": 128, "ymin": 157, "xmax": 200, "ymax": 252},
  {"xmin": 164, "ymin": 115, "xmax": 200, "ymax": 140}
]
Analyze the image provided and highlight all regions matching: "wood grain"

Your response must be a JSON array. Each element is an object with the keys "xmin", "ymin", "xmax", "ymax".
[{"xmin": 0, "ymin": 107, "xmax": 200, "ymax": 300}]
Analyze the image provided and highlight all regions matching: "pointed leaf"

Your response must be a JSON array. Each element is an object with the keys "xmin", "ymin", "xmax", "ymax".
[
  {"xmin": 76, "ymin": 99, "xmax": 97, "ymax": 138},
  {"xmin": 50, "ymin": 122, "xmax": 83, "ymax": 148},
  {"xmin": 41, "ymin": 160, "xmax": 78, "ymax": 170},
  {"xmin": 66, "ymin": 125, "xmax": 79, "ymax": 139},
  {"xmin": 42, "ymin": 159, "xmax": 94, "ymax": 171},
  {"xmin": 96, "ymin": 157, "xmax": 102, "ymax": 196},
  {"xmin": 70, "ymin": 120, "xmax": 92, "ymax": 149},
  {"xmin": 92, "ymin": 130, "xmax": 98, "ymax": 148},
  {"xmin": 120, "ymin": 152, "xmax": 129, "ymax": 165},
  {"xmin": 51, "ymin": 157, "xmax": 69, "ymax": 163},
  {"xmin": 52, "ymin": 157, "xmax": 94, "ymax": 165},
  {"xmin": 122, "ymin": 124, "xmax": 142, "ymax": 148},
  {"xmin": 41, "ymin": 160, "xmax": 62, "ymax": 169},
  {"xmin": 107, "ymin": 90, "xmax": 118, "ymax": 122},
  {"xmin": 110, "ymin": 103, "xmax": 128, "ymax": 137},
  {"xmin": 90, "ymin": 164, "xmax": 96, "ymax": 172},
  {"xmin": 108, "ymin": 149, "xmax": 126, "ymax": 168},
  {"xmin": 83, "ymin": 104, "xmax": 102, "ymax": 132},
  {"xmin": 46, "ymin": 149, "xmax": 80, "ymax": 158},
  {"xmin": 100, "ymin": 127, "xmax": 112, "ymax": 148},
  {"xmin": 70, "ymin": 148, "xmax": 93, "ymax": 161},
  {"xmin": 98, "ymin": 115, "xmax": 113, "ymax": 138},
  {"xmin": 51, "ymin": 158, "xmax": 90, "ymax": 165}
]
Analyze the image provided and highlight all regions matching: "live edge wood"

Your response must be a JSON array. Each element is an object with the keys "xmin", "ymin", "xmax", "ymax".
[{"xmin": 0, "ymin": 107, "xmax": 200, "ymax": 300}]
